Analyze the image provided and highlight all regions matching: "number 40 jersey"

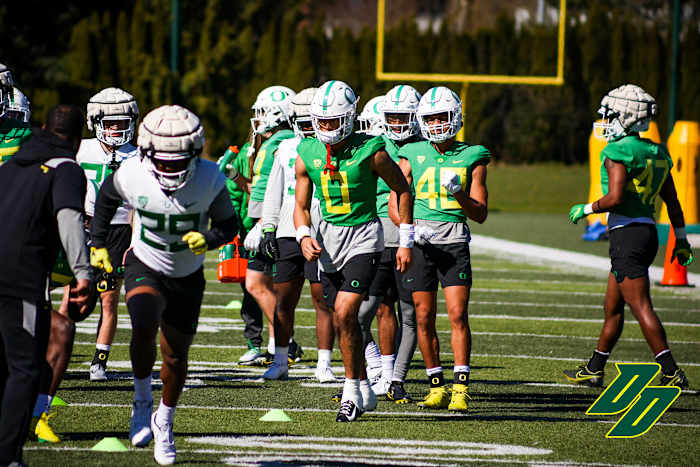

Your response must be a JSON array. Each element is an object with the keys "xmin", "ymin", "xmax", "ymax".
[{"xmin": 100, "ymin": 156, "xmax": 233, "ymax": 277}]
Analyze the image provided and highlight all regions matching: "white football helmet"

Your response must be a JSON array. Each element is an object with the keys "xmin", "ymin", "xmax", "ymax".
[
  {"xmin": 593, "ymin": 84, "xmax": 657, "ymax": 141},
  {"xmin": 251, "ymin": 85, "xmax": 296, "ymax": 135},
  {"xmin": 357, "ymin": 96, "xmax": 385, "ymax": 136},
  {"xmin": 0, "ymin": 63, "xmax": 14, "ymax": 119},
  {"xmin": 417, "ymin": 86, "xmax": 463, "ymax": 143},
  {"xmin": 6, "ymin": 87, "xmax": 30, "ymax": 123},
  {"xmin": 381, "ymin": 84, "xmax": 421, "ymax": 141},
  {"xmin": 310, "ymin": 80, "xmax": 358, "ymax": 145},
  {"xmin": 291, "ymin": 87, "xmax": 317, "ymax": 138},
  {"xmin": 87, "ymin": 87, "xmax": 139, "ymax": 147},
  {"xmin": 137, "ymin": 105, "xmax": 205, "ymax": 191}
]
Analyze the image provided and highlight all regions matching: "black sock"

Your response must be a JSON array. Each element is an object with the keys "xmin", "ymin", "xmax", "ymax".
[
  {"xmin": 454, "ymin": 371, "xmax": 469, "ymax": 385},
  {"xmin": 587, "ymin": 350, "xmax": 609, "ymax": 372},
  {"xmin": 655, "ymin": 350, "xmax": 679, "ymax": 375},
  {"xmin": 92, "ymin": 348, "xmax": 110, "ymax": 366},
  {"xmin": 429, "ymin": 372, "xmax": 444, "ymax": 388}
]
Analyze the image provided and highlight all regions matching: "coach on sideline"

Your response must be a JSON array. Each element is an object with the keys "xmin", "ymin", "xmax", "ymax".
[{"xmin": 0, "ymin": 104, "xmax": 94, "ymax": 466}]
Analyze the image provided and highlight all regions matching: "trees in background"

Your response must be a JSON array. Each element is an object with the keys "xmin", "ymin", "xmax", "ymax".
[{"xmin": 1, "ymin": 0, "xmax": 698, "ymax": 162}]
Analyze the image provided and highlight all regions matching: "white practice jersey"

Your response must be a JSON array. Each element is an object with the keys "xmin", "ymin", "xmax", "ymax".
[
  {"xmin": 112, "ymin": 157, "xmax": 229, "ymax": 277},
  {"xmin": 262, "ymin": 136, "xmax": 320, "ymax": 238},
  {"xmin": 77, "ymin": 138, "xmax": 137, "ymax": 224}
]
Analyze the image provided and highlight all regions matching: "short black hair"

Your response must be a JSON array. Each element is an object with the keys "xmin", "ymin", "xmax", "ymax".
[{"xmin": 46, "ymin": 104, "xmax": 84, "ymax": 139}]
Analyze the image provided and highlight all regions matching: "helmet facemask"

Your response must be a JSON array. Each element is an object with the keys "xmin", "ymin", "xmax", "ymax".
[
  {"xmin": 419, "ymin": 110, "xmax": 462, "ymax": 143},
  {"xmin": 144, "ymin": 150, "xmax": 198, "ymax": 191},
  {"xmin": 383, "ymin": 111, "xmax": 418, "ymax": 141},
  {"xmin": 94, "ymin": 115, "xmax": 135, "ymax": 147},
  {"xmin": 293, "ymin": 115, "xmax": 314, "ymax": 138},
  {"xmin": 312, "ymin": 114, "xmax": 354, "ymax": 145}
]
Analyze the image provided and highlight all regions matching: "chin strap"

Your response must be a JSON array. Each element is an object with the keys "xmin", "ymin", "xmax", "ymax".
[{"xmin": 323, "ymin": 143, "xmax": 337, "ymax": 175}]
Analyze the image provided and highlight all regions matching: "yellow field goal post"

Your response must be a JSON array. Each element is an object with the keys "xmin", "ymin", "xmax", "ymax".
[{"xmin": 375, "ymin": 0, "xmax": 567, "ymax": 141}]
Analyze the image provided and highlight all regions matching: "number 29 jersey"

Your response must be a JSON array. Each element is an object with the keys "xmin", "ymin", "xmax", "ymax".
[{"xmin": 112, "ymin": 156, "xmax": 230, "ymax": 277}]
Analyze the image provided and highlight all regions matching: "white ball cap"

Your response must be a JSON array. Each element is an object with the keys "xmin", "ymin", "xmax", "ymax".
[{"xmin": 137, "ymin": 105, "xmax": 204, "ymax": 153}]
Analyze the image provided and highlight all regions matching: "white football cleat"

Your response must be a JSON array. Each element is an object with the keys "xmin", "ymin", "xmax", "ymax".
[
  {"xmin": 361, "ymin": 385, "xmax": 377, "ymax": 412},
  {"xmin": 151, "ymin": 412, "xmax": 176, "ymax": 465},
  {"xmin": 336, "ymin": 400, "xmax": 362, "ymax": 422},
  {"xmin": 367, "ymin": 365, "xmax": 382, "ymax": 385},
  {"xmin": 371, "ymin": 377, "xmax": 392, "ymax": 396},
  {"xmin": 129, "ymin": 400, "xmax": 153, "ymax": 447},
  {"xmin": 262, "ymin": 363, "xmax": 289, "ymax": 380},
  {"xmin": 89, "ymin": 363, "xmax": 107, "ymax": 382},
  {"xmin": 314, "ymin": 366, "xmax": 336, "ymax": 383}
]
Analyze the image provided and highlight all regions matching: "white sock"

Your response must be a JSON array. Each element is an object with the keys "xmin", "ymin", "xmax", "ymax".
[
  {"xmin": 267, "ymin": 337, "xmax": 275, "ymax": 355},
  {"xmin": 96, "ymin": 343, "xmax": 110, "ymax": 351},
  {"xmin": 342, "ymin": 378, "xmax": 361, "ymax": 405},
  {"xmin": 274, "ymin": 346, "xmax": 289, "ymax": 366},
  {"xmin": 453, "ymin": 365, "xmax": 469, "ymax": 374},
  {"xmin": 381, "ymin": 354, "xmax": 395, "ymax": 381},
  {"xmin": 365, "ymin": 341, "xmax": 381, "ymax": 369},
  {"xmin": 317, "ymin": 349, "xmax": 332, "ymax": 368},
  {"xmin": 359, "ymin": 379, "xmax": 374, "ymax": 407},
  {"xmin": 156, "ymin": 398, "xmax": 175, "ymax": 426},
  {"xmin": 134, "ymin": 376, "xmax": 153, "ymax": 402},
  {"xmin": 33, "ymin": 394, "xmax": 51, "ymax": 417},
  {"xmin": 426, "ymin": 366, "xmax": 443, "ymax": 377}
]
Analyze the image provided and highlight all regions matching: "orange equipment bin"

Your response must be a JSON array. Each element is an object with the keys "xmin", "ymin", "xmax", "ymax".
[{"xmin": 217, "ymin": 235, "xmax": 247, "ymax": 283}]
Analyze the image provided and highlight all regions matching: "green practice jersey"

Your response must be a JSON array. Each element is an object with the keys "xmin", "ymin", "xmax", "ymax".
[
  {"xmin": 376, "ymin": 135, "xmax": 401, "ymax": 217},
  {"xmin": 601, "ymin": 134, "xmax": 672, "ymax": 220},
  {"xmin": 399, "ymin": 140, "xmax": 490, "ymax": 223},
  {"xmin": 218, "ymin": 142, "xmax": 256, "ymax": 234},
  {"xmin": 0, "ymin": 118, "xmax": 32, "ymax": 164},
  {"xmin": 298, "ymin": 133, "xmax": 384, "ymax": 226},
  {"xmin": 249, "ymin": 129, "xmax": 295, "ymax": 202}
]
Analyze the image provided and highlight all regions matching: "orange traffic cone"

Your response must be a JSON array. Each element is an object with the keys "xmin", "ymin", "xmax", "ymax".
[{"xmin": 660, "ymin": 227, "xmax": 689, "ymax": 286}]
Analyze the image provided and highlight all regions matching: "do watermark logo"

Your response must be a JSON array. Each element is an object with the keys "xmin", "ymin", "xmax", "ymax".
[{"xmin": 586, "ymin": 363, "xmax": 681, "ymax": 438}]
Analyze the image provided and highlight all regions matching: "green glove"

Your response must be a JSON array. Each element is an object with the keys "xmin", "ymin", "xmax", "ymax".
[
  {"xmin": 569, "ymin": 204, "xmax": 587, "ymax": 224},
  {"xmin": 182, "ymin": 231, "xmax": 208, "ymax": 255},
  {"xmin": 671, "ymin": 238, "xmax": 694, "ymax": 266}
]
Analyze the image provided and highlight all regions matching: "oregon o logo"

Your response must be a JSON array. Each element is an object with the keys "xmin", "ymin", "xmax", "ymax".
[
  {"xmin": 458, "ymin": 373, "xmax": 467, "ymax": 381},
  {"xmin": 98, "ymin": 352, "xmax": 107, "ymax": 361},
  {"xmin": 344, "ymin": 88, "xmax": 355, "ymax": 104},
  {"xmin": 459, "ymin": 272, "xmax": 467, "ymax": 280},
  {"xmin": 351, "ymin": 280, "xmax": 360, "ymax": 288},
  {"xmin": 270, "ymin": 90, "xmax": 286, "ymax": 102},
  {"xmin": 431, "ymin": 377, "xmax": 440, "ymax": 385}
]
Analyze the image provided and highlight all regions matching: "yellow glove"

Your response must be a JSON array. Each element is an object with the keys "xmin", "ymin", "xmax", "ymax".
[
  {"xmin": 90, "ymin": 247, "xmax": 113, "ymax": 273},
  {"xmin": 182, "ymin": 231, "xmax": 207, "ymax": 255}
]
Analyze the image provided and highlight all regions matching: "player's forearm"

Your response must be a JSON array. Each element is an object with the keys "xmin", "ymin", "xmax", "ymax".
[
  {"xmin": 91, "ymin": 174, "xmax": 123, "ymax": 248},
  {"xmin": 396, "ymin": 189, "xmax": 413, "ymax": 225},
  {"xmin": 455, "ymin": 191, "xmax": 488, "ymax": 223},
  {"xmin": 388, "ymin": 192, "xmax": 401, "ymax": 226},
  {"xmin": 261, "ymin": 162, "xmax": 283, "ymax": 229},
  {"xmin": 57, "ymin": 208, "xmax": 92, "ymax": 281},
  {"xmin": 204, "ymin": 215, "xmax": 239, "ymax": 250}
]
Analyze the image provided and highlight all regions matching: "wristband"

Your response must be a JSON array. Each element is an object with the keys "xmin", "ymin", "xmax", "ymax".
[
  {"xmin": 295, "ymin": 225, "xmax": 312, "ymax": 244},
  {"xmin": 675, "ymin": 227, "xmax": 687, "ymax": 240},
  {"xmin": 583, "ymin": 203, "xmax": 594, "ymax": 215},
  {"xmin": 399, "ymin": 223, "xmax": 415, "ymax": 248}
]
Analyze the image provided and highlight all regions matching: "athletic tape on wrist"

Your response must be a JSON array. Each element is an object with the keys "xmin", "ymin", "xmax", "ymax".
[
  {"xmin": 399, "ymin": 223, "xmax": 415, "ymax": 248},
  {"xmin": 295, "ymin": 225, "xmax": 312, "ymax": 244},
  {"xmin": 584, "ymin": 203, "xmax": 594, "ymax": 215}
]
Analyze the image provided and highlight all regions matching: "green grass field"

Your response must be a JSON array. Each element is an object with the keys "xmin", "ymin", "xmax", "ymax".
[{"xmin": 26, "ymin": 248, "xmax": 699, "ymax": 466}]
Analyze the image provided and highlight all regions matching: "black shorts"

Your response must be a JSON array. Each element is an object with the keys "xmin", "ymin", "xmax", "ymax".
[
  {"xmin": 247, "ymin": 249, "xmax": 274, "ymax": 275},
  {"xmin": 273, "ymin": 238, "xmax": 305, "ymax": 284},
  {"xmin": 106, "ymin": 224, "xmax": 132, "ymax": 267},
  {"xmin": 403, "ymin": 242, "xmax": 472, "ymax": 292},
  {"xmin": 368, "ymin": 247, "xmax": 412, "ymax": 303},
  {"xmin": 609, "ymin": 223, "xmax": 658, "ymax": 283},
  {"xmin": 320, "ymin": 253, "xmax": 380, "ymax": 309},
  {"xmin": 123, "ymin": 250, "xmax": 205, "ymax": 335}
]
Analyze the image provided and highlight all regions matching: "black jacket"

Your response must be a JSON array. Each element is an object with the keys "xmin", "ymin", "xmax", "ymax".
[{"xmin": 0, "ymin": 129, "xmax": 86, "ymax": 302}]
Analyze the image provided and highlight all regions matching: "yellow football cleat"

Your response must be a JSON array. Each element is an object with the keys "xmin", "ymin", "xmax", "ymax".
[
  {"xmin": 35, "ymin": 412, "xmax": 60, "ymax": 443},
  {"xmin": 417, "ymin": 386, "xmax": 449, "ymax": 409},
  {"xmin": 448, "ymin": 384, "xmax": 471, "ymax": 412}
]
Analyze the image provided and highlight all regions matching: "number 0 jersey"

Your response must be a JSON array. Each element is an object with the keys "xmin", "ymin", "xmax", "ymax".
[
  {"xmin": 298, "ymin": 133, "xmax": 385, "ymax": 226},
  {"xmin": 399, "ymin": 140, "xmax": 490, "ymax": 223},
  {"xmin": 601, "ymin": 134, "xmax": 672, "ymax": 227},
  {"xmin": 111, "ymin": 157, "xmax": 231, "ymax": 277},
  {"xmin": 0, "ymin": 118, "xmax": 32, "ymax": 164},
  {"xmin": 76, "ymin": 138, "xmax": 137, "ymax": 223}
]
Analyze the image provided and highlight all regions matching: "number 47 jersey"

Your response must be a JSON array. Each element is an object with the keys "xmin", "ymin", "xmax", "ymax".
[{"xmin": 110, "ymin": 156, "xmax": 231, "ymax": 277}]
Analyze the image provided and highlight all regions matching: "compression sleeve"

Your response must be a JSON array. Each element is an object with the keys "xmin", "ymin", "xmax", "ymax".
[
  {"xmin": 56, "ymin": 208, "xmax": 92, "ymax": 281},
  {"xmin": 204, "ymin": 187, "xmax": 239, "ymax": 249},
  {"xmin": 90, "ymin": 173, "xmax": 124, "ymax": 248},
  {"xmin": 261, "ymin": 155, "xmax": 284, "ymax": 229}
]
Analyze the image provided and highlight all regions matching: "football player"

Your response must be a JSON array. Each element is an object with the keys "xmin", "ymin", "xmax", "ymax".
[
  {"xmin": 0, "ymin": 64, "xmax": 32, "ymax": 164},
  {"xmin": 294, "ymin": 80, "xmax": 414, "ymax": 422},
  {"xmin": 394, "ymin": 86, "xmax": 490, "ymax": 412},
  {"xmin": 5, "ymin": 87, "xmax": 31, "ymax": 123},
  {"xmin": 564, "ymin": 84, "xmax": 693, "ymax": 389},
  {"xmin": 80, "ymin": 87, "xmax": 139, "ymax": 381},
  {"xmin": 243, "ymin": 86, "xmax": 300, "ymax": 365},
  {"xmin": 357, "ymin": 96, "xmax": 385, "ymax": 136},
  {"xmin": 358, "ymin": 85, "xmax": 425, "ymax": 402},
  {"xmin": 90, "ymin": 105, "xmax": 238, "ymax": 465},
  {"xmin": 259, "ymin": 88, "xmax": 336, "ymax": 382}
]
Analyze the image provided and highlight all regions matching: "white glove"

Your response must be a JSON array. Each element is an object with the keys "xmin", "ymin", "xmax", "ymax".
[
  {"xmin": 244, "ymin": 223, "xmax": 263, "ymax": 252},
  {"xmin": 415, "ymin": 225, "xmax": 437, "ymax": 245},
  {"xmin": 440, "ymin": 169, "xmax": 462, "ymax": 194}
]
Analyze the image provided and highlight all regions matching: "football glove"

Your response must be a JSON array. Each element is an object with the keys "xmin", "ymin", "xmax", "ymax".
[
  {"xmin": 440, "ymin": 169, "xmax": 462, "ymax": 194},
  {"xmin": 182, "ymin": 231, "xmax": 207, "ymax": 255},
  {"xmin": 569, "ymin": 204, "xmax": 587, "ymax": 224},
  {"xmin": 261, "ymin": 227, "xmax": 280, "ymax": 260},
  {"xmin": 415, "ymin": 224, "xmax": 437, "ymax": 245},
  {"xmin": 671, "ymin": 238, "xmax": 694, "ymax": 266},
  {"xmin": 244, "ymin": 223, "xmax": 263, "ymax": 253},
  {"xmin": 90, "ymin": 247, "xmax": 113, "ymax": 273}
]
